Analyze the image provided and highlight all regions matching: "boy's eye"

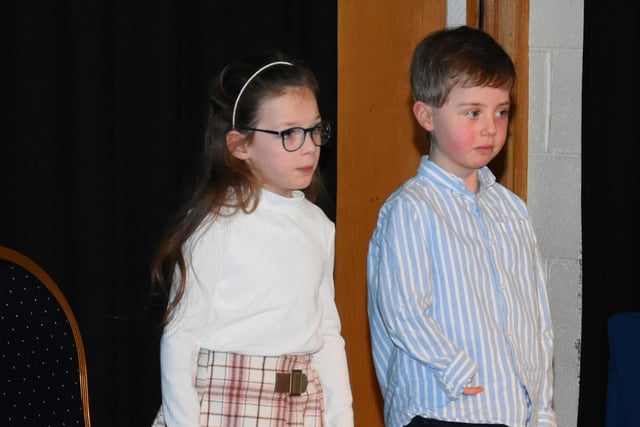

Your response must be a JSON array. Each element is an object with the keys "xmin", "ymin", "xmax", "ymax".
[{"xmin": 465, "ymin": 110, "xmax": 479, "ymax": 118}]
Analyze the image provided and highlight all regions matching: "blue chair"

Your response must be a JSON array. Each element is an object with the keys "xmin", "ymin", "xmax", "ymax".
[
  {"xmin": 606, "ymin": 311, "xmax": 640, "ymax": 427},
  {"xmin": 0, "ymin": 246, "xmax": 92, "ymax": 426}
]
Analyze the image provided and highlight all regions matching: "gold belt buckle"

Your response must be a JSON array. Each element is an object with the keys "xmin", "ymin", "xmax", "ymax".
[{"xmin": 275, "ymin": 369, "xmax": 308, "ymax": 396}]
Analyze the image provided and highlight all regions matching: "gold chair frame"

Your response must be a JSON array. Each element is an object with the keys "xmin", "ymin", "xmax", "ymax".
[{"xmin": 0, "ymin": 246, "xmax": 92, "ymax": 426}]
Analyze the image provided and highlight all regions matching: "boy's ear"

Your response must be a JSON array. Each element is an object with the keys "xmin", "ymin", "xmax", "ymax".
[
  {"xmin": 226, "ymin": 130, "xmax": 250, "ymax": 160},
  {"xmin": 413, "ymin": 101, "xmax": 435, "ymax": 132}
]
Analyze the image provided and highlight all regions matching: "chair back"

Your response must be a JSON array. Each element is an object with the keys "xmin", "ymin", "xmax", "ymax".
[
  {"xmin": 606, "ymin": 311, "xmax": 640, "ymax": 427},
  {"xmin": 0, "ymin": 246, "xmax": 91, "ymax": 426}
]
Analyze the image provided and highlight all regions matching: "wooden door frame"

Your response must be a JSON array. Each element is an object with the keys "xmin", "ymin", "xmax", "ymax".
[{"xmin": 469, "ymin": 0, "xmax": 530, "ymax": 198}]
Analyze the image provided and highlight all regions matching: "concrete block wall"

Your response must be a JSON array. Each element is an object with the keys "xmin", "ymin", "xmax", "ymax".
[{"xmin": 528, "ymin": 1, "xmax": 583, "ymax": 426}]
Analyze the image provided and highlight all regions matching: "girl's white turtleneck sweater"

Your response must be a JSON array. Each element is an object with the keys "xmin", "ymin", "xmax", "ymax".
[{"xmin": 159, "ymin": 189, "xmax": 354, "ymax": 427}]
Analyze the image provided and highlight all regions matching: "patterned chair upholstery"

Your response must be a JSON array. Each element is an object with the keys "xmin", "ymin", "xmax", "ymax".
[{"xmin": 0, "ymin": 246, "xmax": 91, "ymax": 426}]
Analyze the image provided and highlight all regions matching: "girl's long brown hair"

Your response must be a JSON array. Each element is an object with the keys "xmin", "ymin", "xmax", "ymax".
[{"xmin": 151, "ymin": 51, "xmax": 325, "ymax": 324}]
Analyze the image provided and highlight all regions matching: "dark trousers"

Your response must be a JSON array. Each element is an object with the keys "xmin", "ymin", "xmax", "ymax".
[{"xmin": 405, "ymin": 417, "xmax": 509, "ymax": 427}]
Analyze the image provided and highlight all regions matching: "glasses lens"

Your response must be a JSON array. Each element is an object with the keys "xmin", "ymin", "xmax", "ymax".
[
  {"xmin": 280, "ymin": 123, "xmax": 331, "ymax": 152},
  {"xmin": 282, "ymin": 128, "xmax": 305, "ymax": 152},
  {"xmin": 310, "ymin": 122, "xmax": 331, "ymax": 146}
]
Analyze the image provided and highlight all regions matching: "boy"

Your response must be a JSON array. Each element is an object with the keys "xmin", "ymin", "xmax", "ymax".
[{"xmin": 367, "ymin": 26, "xmax": 557, "ymax": 427}]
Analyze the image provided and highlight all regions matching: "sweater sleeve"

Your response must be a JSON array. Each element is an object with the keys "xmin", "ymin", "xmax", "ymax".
[
  {"xmin": 159, "ymin": 230, "xmax": 219, "ymax": 426},
  {"xmin": 159, "ymin": 326, "xmax": 201, "ymax": 426},
  {"xmin": 312, "ymin": 226, "xmax": 354, "ymax": 427}
]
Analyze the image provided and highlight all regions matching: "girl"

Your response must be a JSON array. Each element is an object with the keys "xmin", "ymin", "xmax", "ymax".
[{"xmin": 151, "ymin": 52, "xmax": 354, "ymax": 427}]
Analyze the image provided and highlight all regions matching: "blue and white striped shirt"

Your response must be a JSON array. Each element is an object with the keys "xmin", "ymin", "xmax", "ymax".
[{"xmin": 367, "ymin": 157, "xmax": 556, "ymax": 427}]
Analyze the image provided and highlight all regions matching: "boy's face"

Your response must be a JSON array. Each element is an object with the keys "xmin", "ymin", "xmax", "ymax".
[{"xmin": 414, "ymin": 84, "xmax": 511, "ymax": 180}]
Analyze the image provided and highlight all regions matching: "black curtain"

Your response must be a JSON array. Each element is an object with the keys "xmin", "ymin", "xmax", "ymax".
[
  {"xmin": 578, "ymin": 1, "xmax": 640, "ymax": 426},
  {"xmin": 3, "ymin": 1, "xmax": 336, "ymax": 425}
]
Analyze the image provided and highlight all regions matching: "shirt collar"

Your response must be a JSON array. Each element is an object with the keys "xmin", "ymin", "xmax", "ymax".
[{"xmin": 418, "ymin": 155, "xmax": 497, "ymax": 195}]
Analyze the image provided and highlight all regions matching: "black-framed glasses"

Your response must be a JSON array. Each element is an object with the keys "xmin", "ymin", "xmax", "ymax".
[{"xmin": 238, "ymin": 121, "xmax": 331, "ymax": 152}]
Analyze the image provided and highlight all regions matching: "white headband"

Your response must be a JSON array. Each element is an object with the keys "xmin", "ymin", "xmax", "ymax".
[{"xmin": 231, "ymin": 61, "xmax": 293, "ymax": 129}]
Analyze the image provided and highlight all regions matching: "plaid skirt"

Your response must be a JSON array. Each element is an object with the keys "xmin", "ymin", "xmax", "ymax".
[{"xmin": 152, "ymin": 349, "xmax": 325, "ymax": 427}]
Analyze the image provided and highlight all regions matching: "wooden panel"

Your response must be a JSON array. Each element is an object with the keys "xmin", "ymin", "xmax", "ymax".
[
  {"xmin": 336, "ymin": 2, "xmax": 528, "ymax": 425},
  {"xmin": 482, "ymin": 0, "xmax": 530, "ymax": 200},
  {"xmin": 336, "ymin": 1, "xmax": 446, "ymax": 425}
]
